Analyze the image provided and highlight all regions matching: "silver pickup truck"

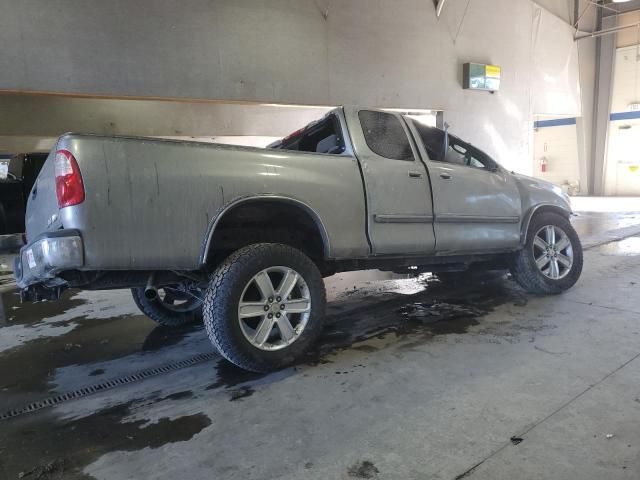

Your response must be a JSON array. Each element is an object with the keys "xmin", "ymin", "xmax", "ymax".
[{"xmin": 15, "ymin": 106, "xmax": 582, "ymax": 371}]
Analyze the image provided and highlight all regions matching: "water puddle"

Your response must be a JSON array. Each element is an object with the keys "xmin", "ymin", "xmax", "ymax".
[
  {"xmin": 398, "ymin": 301, "xmax": 483, "ymax": 333},
  {"xmin": 597, "ymin": 236, "xmax": 640, "ymax": 256},
  {"xmin": 201, "ymin": 274, "xmax": 527, "ymax": 393},
  {"xmin": 0, "ymin": 313, "xmax": 160, "ymax": 394},
  {"xmin": 0, "ymin": 401, "xmax": 211, "ymax": 479},
  {"xmin": 0, "ymin": 289, "xmax": 86, "ymax": 326},
  {"xmin": 572, "ymin": 212, "xmax": 640, "ymax": 238}
]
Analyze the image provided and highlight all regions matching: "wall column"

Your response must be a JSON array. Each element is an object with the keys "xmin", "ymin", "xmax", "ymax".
[{"xmin": 590, "ymin": 15, "xmax": 617, "ymax": 195}]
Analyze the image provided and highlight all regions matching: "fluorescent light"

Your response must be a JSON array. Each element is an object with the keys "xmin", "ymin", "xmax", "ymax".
[{"xmin": 611, "ymin": 0, "xmax": 632, "ymax": 3}]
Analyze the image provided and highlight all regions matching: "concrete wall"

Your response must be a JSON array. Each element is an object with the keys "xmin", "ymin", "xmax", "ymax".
[
  {"xmin": 610, "ymin": 46, "xmax": 640, "ymax": 114},
  {"xmin": 0, "ymin": 0, "xmax": 584, "ymax": 174},
  {"xmin": 533, "ymin": 118, "xmax": 581, "ymax": 192},
  {"xmin": 534, "ymin": 0, "xmax": 573, "ymax": 22}
]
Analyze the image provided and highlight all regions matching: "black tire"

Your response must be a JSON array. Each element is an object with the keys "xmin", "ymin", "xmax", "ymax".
[
  {"xmin": 510, "ymin": 211, "xmax": 583, "ymax": 294},
  {"xmin": 203, "ymin": 243, "xmax": 326, "ymax": 372},
  {"xmin": 131, "ymin": 286, "xmax": 203, "ymax": 327}
]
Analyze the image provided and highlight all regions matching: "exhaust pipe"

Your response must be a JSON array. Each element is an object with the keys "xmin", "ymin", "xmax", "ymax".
[{"xmin": 144, "ymin": 273, "xmax": 158, "ymax": 301}]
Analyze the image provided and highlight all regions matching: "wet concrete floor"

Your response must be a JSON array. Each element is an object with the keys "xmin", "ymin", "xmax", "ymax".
[
  {"xmin": 1, "ymin": 218, "xmax": 640, "ymax": 479},
  {"xmin": 0, "ymin": 272, "xmax": 530, "ymax": 479},
  {"xmin": 572, "ymin": 211, "xmax": 640, "ymax": 238}
]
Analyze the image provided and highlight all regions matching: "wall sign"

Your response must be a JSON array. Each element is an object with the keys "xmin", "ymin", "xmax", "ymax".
[{"xmin": 463, "ymin": 63, "xmax": 501, "ymax": 92}]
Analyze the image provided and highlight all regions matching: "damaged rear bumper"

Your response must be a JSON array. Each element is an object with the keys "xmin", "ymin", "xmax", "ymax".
[{"xmin": 14, "ymin": 229, "xmax": 84, "ymax": 298}]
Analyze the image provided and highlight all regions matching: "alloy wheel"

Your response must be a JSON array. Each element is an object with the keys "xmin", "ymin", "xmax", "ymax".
[
  {"xmin": 532, "ymin": 225, "xmax": 574, "ymax": 280},
  {"xmin": 237, "ymin": 266, "xmax": 312, "ymax": 351}
]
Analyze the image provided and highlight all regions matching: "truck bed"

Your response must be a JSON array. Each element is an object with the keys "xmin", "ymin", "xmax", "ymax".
[{"xmin": 26, "ymin": 133, "xmax": 369, "ymax": 270}]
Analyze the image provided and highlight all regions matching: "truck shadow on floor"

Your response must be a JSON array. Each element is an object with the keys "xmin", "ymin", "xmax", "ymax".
[
  {"xmin": 208, "ymin": 272, "xmax": 529, "ymax": 393},
  {"xmin": 0, "ymin": 273, "xmax": 528, "ymax": 404}
]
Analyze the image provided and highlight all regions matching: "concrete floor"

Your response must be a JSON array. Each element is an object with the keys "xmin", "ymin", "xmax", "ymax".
[{"xmin": 1, "ymin": 211, "xmax": 640, "ymax": 479}]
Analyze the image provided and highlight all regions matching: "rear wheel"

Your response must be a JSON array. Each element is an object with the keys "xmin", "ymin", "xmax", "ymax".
[
  {"xmin": 510, "ymin": 211, "xmax": 583, "ymax": 294},
  {"xmin": 131, "ymin": 285, "xmax": 203, "ymax": 327},
  {"xmin": 203, "ymin": 243, "xmax": 326, "ymax": 372}
]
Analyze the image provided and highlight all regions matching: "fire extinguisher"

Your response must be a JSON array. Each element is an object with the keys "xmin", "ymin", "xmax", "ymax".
[{"xmin": 540, "ymin": 156, "xmax": 548, "ymax": 173}]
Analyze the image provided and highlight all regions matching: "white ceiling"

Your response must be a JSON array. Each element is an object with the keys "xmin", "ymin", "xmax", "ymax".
[{"xmin": 603, "ymin": 0, "xmax": 640, "ymax": 16}]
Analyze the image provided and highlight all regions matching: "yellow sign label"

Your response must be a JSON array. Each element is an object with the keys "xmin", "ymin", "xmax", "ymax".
[{"xmin": 486, "ymin": 65, "xmax": 501, "ymax": 79}]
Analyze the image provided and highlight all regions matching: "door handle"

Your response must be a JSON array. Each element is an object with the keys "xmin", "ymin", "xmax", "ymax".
[
  {"xmin": 408, "ymin": 171, "xmax": 422, "ymax": 178},
  {"xmin": 439, "ymin": 172, "xmax": 452, "ymax": 180}
]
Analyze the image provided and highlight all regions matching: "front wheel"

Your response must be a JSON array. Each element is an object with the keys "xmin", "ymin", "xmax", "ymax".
[
  {"xmin": 510, "ymin": 211, "xmax": 583, "ymax": 294},
  {"xmin": 203, "ymin": 243, "xmax": 326, "ymax": 372}
]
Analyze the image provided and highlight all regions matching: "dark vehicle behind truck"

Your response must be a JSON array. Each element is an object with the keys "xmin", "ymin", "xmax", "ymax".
[{"xmin": 0, "ymin": 153, "xmax": 47, "ymax": 251}]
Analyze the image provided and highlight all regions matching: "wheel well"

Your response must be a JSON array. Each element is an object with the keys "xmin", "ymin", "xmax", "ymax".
[
  {"xmin": 204, "ymin": 200, "xmax": 328, "ymax": 268},
  {"xmin": 521, "ymin": 205, "xmax": 571, "ymax": 243}
]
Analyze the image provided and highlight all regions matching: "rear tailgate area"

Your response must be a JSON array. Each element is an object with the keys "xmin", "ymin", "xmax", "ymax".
[{"xmin": 24, "ymin": 147, "xmax": 61, "ymax": 242}]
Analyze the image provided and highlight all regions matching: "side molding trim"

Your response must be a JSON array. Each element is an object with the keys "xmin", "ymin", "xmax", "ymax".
[
  {"xmin": 374, "ymin": 214, "xmax": 433, "ymax": 224},
  {"xmin": 436, "ymin": 214, "xmax": 520, "ymax": 224}
]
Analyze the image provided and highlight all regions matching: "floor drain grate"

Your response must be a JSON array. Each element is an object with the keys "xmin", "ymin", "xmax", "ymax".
[{"xmin": 0, "ymin": 352, "xmax": 218, "ymax": 421}]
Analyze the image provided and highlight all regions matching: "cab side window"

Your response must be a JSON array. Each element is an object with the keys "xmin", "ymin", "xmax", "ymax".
[
  {"xmin": 445, "ymin": 143, "xmax": 487, "ymax": 169},
  {"xmin": 412, "ymin": 121, "xmax": 496, "ymax": 171},
  {"xmin": 358, "ymin": 110, "xmax": 414, "ymax": 161}
]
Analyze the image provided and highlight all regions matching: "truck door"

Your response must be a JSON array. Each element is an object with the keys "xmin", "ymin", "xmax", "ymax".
[
  {"xmin": 347, "ymin": 108, "xmax": 435, "ymax": 255},
  {"xmin": 406, "ymin": 119, "xmax": 522, "ymax": 254}
]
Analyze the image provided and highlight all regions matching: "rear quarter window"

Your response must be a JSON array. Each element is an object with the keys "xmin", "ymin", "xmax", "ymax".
[
  {"xmin": 274, "ymin": 114, "xmax": 345, "ymax": 155},
  {"xmin": 358, "ymin": 110, "xmax": 414, "ymax": 161}
]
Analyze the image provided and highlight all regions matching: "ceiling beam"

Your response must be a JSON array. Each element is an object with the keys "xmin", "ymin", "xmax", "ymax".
[{"xmin": 575, "ymin": 21, "xmax": 640, "ymax": 39}]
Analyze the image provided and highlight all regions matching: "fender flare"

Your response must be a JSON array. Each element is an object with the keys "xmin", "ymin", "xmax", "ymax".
[
  {"xmin": 199, "ymin": 194, "xmax": 331, "ymax": 266},
  {"xmin": 519, "ymin": 203, "xmax": 572, "ymax": 246}
]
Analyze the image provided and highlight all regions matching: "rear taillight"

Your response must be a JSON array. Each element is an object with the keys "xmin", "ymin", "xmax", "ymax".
[{"xmin": 54, "ymin": 149, "xmax": 85, "ymax": 208}]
